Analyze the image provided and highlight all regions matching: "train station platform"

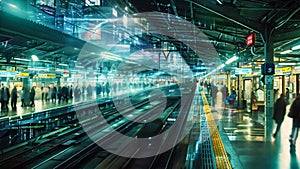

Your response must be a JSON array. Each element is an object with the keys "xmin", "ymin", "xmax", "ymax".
[{"xmin": 213, "ymin": 98, "xmax": 300, "ymax": 168}]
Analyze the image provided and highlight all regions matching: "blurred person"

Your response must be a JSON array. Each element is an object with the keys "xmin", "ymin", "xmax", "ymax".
[
  {"xmin": 41, "ymin": 86, "xmax": 44, "ymax": 102},
  {"xmin": 62, "ymin": 85, "xmax": 69, "ymax": 103},
  {"xmin": 10, "ymin": 86, "xmax": 17, "ymax": 111},
  {"xmin": 272, "ymin": 94, "xmax": 287, "ymax": 138},
  {"xmin": 20, "ymin": 87, "xmax": 25, "ymax": 107},
  {"xmin": 44, "ymin": 86, "xmax": 49, "ymax": 102},
  {"xmin": 74, "ymin": 85, "xmax": 81, "ymax": 99},
  {"xmin": 101, "ymin": 83, "xmax": 105, "ymax": 97},
  {"xmin": 82, "ymin": 85, "xmax": 86, "ymax": 96},
  {"xmin": 69, "ymin": 85, "xmax": 73, "ymax": 99},
  {"xmin": 87, "ymin": 84, "xmax": 92, "ymax": 97},
  {"xmin": 274, "ymin": 89, "xmax": 279, "ymax": 104},
  {"xmin": 285, "ymin": 88, "xmax": 290, "ymax": 104},
  {"xmin": 51, "ymin": 85, "xmax": 57, "ymax": 102},
  {"xmin": 30, "ymin": 86, "xmax": 36, "ymax": 107},
  {"xmin": 113, "ymin": 83, "xmax": 117, "ymax": 95},
  {"xmin": 105, "ymin": 82, "xmax": 110, "ymax": 97},
  {"xmin": 57, "ymin": 86, "xmax": 62, "ymax": 104},
  {"xmin": 1, "ymin": 84, "xmax": 10, "ymax": 112},
  {"xmin": 288, "ymin": 94, "xmax": 300, "ymax": 147}
]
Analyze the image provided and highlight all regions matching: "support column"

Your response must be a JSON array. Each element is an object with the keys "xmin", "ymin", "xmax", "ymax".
[
  {"xmin": 227, "ymin": 71, "xmax": 231, "ymax": 94},
  {"xmin": 237, "ymin": 63, "xmax": 243, "ymax": 109},
  {"xmin": 282, "ymin": 75, "xmax": 285, "ymax": 95},
  {"xmin": 263, "ymin": 26, "xmax": 275, "ymax": 142}
]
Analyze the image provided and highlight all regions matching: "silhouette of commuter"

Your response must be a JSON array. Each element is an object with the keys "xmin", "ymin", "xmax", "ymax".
[
  {"xmin": 289, "ymin": 95, "xmax": 300, "ymax": 147},
  {"xmin": 20, "ymin": 87, "xmax": 25, "ymax": 107},
  {"xmin": 57, "ymin": 86, "xmax": 62, "ymax": 104},
  {"xmin": 105, "ymin": 82, "xmax": 110, "ymax": 97},
  {"xmin": 51, "ymin": 86, "xmax": 57, "ymax": 102},
  {"xmin": 1, "ymin": 84, "xmax": 9, "ymax": 111},
  {"xmin": 1, "ymin": 84, "xmax": 10, "ymax": 112},
  {"xmin": 62, "ymin": 85, "xmax": 69, "ymax": 103},
  {"xmin": 10, "ymin": 86, "xmax": 17, "ymax": 111},
  {"xmin": 87, "ymin": 84, "xmax": 92, "ymax": 97},
  {"xmin": 29, "ymin": 86, "xmax": 36, "ymax": 107},
  {"xmin": 272, "ymin": 94, "xmax": 287, "ymax": 138},
  {"xmin": 286, "ymin": 88, "xmax": 290, "ymax": 104},
  {"xmin": 41, "ymin": 86, "xmax": 44, "ymax": 102},
  {"xmin": 69, "ymin": 85, "xmax": 73, "ymax": 99}
]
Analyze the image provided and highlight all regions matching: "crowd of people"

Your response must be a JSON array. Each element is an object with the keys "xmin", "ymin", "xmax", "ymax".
[{"xmin": 0, "ymin": 82, "xmax": 115, "ymax": 112}]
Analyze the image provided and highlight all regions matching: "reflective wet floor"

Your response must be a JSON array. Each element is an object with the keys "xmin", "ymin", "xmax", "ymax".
[{"xmin": 220, "ymin": 106, "xmax": 300, "ymax": 169}]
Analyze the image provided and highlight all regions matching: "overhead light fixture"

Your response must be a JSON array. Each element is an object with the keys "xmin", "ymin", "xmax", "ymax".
[
  {"xmin": 28, "ymin": 67, "xmax": 49, "ymax": 71},
  {"xmin": 59, "ymin": 63, "xmax": 68, "ymax": 67},
  {"xmin": 8, "ymin": 3, "xmax": 17, "ymax": 9},
  {"xmin": 225, "ymin": 55, "xmax": 239, "ymax": 65},
  {"xmin": 14, "ymin": 58, "xmax": 30, "ymax": 61},
  {"xmin": 292, "ymin": 45, "xmax": 300, "ymax": 51},
  {"xmin": 280, "ymin": 50, "xmax": 292, "ymax": 54},
  {"xmin": 278, "ymin": 62, "xmax": 297, "ymax": 66},
  {"xmin": 31, "ymin": 55, "xmax": 39, "ymax": 61},
  {"xmin": 216, "ymin": 0, "xmax": 223, "ymax": 5}
]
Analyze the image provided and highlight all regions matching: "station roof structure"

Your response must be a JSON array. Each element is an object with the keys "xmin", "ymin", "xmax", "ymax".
[{"xmin": 0, "ymin": 0, "xmax": 300, "ymax": 74}]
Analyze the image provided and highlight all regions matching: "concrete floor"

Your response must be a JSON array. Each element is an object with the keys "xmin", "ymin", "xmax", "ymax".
[{"xmin": 220, "ymin": 106, "xmax": 300, "ymax": 169}]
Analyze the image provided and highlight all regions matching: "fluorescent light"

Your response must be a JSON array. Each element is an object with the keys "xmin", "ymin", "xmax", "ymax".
[
  {"xmin": 8, "ymin": 3, "xmax": 17, "ymax": 9},
  {"xmin": 216, "ymin": 0, "xmax": 223, "ymax": 5},
  {"xmin": 14, "ymin": 58, "xmax": 30, "ymax": 61},
  {"xmin": 31, "ymin": 55, "xmax": 39, "ymax": 61},
  {"xmin": 280, "ymin": 50, "xmax": 292, "ymax": 54},
  {"xmin": 292, "ymin": 45, "xmax": 300, "ymax": 50},
  {"xmin": 278, "ymin": 62, "xmax": 297, "ymax": 66},
  {"xmin": 225, "ymin": 55, "xmax": 239, "ymax": 65},
  {"xmin": 75, "ymin": 66, "xmax": 84, "ymax": 68},
  {"xmin": 28, "ymin": 67, "xmax": 49, "ymax": 71},
  {"xmin": 59, "ymin": 63, "xmax": 68, "ymax": 66}
]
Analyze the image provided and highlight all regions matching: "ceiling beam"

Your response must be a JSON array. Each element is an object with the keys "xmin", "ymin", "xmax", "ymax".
[
  {"xmin": 0, "ymin": 11, "xmax": 105, "ymax": 54},
  {"xmin": 170, "ymin": 0, "xmax": 179, "ymax": 17},
  {"xmin": 185, "ymin": 0, "xmax": 263, "ymax": 33},
  {"xmin": 275, "ymin": 29, "xmax": 300, "ymax": 42}
]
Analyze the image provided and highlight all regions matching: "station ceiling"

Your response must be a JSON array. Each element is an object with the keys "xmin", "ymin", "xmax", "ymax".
[{"xmin": 1, "ymin": 0, "xmax": 300, "ymax": 73}]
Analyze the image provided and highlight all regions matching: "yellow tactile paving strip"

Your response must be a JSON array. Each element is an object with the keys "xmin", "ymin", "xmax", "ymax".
[{"xmin": 202, "ymin": 92, "xmax": 232, "ymax": 169}]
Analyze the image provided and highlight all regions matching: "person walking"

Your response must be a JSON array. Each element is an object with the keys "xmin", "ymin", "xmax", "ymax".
[
  {"xmin": 30, "ymin": 86, "xmax": 36, "ymax": 107},
  {"xmin": 288, "ymin": 94, "xmax": 300, "ymax": 147},
  {"xmin": 272, "ymin": 94, "xmax": 287, "ymax": 138},
  {"xmin": 51, "ymin": 86, "xmax": 57, "ymax": 102},
  {"xmin": 10, "ymin": 86, "xmax": 17, "ymax": 111},
  {"xmin": 20, "ymin": 87, "xmax": 25, "ymax": 107},
  {"xmin": 285, "ymin": 88, "xmax": 290, "ymax": 104},
  {"xmin": 41, "ymin": 86, "xmax": 44, "ymax": 102}
]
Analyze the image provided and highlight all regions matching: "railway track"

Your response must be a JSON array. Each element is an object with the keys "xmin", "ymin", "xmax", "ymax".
[{"xmin": 0, "ymin": 85, "xmax": 183, "ymax": 169}]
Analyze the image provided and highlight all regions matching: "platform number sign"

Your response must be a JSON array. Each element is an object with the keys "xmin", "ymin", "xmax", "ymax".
[{"xmin": 261, "ymin": 63, "xmax": 275, "ymax": 75}]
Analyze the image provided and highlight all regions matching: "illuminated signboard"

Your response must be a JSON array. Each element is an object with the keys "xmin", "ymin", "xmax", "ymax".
[
  {"xmin": 85, "ymin": 0, "xmax": 101, "ymax": 6},
  {"xmin": 235, "ymin": 68, "xmax": 252, "ymax": 75},
  {"xmin": 246, "ymin": 33, "xmax": 256, "ymax": 47}
]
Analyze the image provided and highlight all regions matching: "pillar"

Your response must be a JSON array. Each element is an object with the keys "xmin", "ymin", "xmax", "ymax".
[
  {"xmin": 227, "ymin": 71, "xmax": 231, "ymax": 94},
  {"xmin": 282, "ymin": 75, "xmax": 285, "ymax": 95},
  {"xmin": 263, "ymin": 26, "xmax": 275, "ymax": 142},
  {"xmin": 237, "ymin": 63, "xmax": 243, "ymax": 109}
]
